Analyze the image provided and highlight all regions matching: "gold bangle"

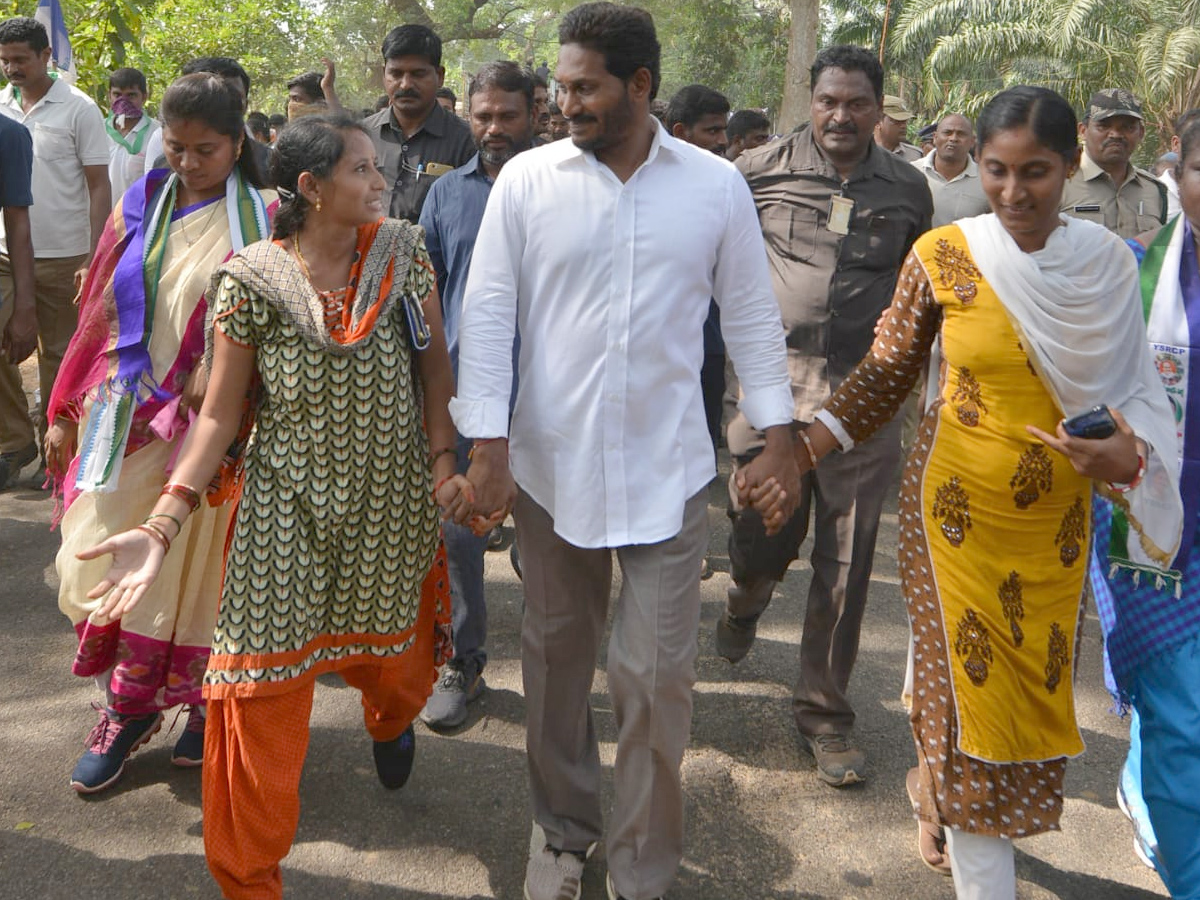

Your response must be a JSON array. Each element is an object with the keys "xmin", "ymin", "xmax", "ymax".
[
  {"xmin": 136, "ymin": 522, "xmax": 171, "ymax": 554},
  {"xmin": 799, "ymin": 430, "xmax": 819, "ymax": 470}
]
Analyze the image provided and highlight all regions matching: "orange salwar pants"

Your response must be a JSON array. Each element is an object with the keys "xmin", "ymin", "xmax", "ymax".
[{"xmin": 202, "ymin": 662, "xmax": 416, "ymax": 899}]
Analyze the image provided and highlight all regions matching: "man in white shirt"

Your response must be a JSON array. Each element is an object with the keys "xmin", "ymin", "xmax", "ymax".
[
  {"xmin": 104, "ymin": 67, "xmax": 158, "ymax": 203},
  {"xmin": 0, "ymin": 16, "xmax": 110, "ymax": 486},
  {"xmin": 913, "ymin": 113, "xmax": 990, "ymax": 227},
  {"xmin": 451, "ymin": 5, "xmax": 797, "ymax": 900}
]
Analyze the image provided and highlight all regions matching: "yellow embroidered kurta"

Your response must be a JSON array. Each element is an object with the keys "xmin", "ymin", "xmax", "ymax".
[{"xmin": 825, "ymin": 224, "xmax": 1089, "ymax": 837}]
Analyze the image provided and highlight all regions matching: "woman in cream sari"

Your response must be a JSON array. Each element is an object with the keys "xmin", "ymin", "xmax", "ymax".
[
  {"xmin": 45, "ymin": 73, "xmax": 274, "ymax": 794},
  {"xmin": 755, "ymin": 86, "xmax": 1182, "ymax": 899}
]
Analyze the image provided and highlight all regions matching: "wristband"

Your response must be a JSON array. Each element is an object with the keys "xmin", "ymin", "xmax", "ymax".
[{"xmin": 430, "ymin": 446, "xmax": 456, "ymax": 466}]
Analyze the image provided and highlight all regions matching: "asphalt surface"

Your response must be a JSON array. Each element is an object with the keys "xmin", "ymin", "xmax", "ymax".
[{"xmin": 0, "ymin": 381, "xmax": 1169, "ymax": 899}]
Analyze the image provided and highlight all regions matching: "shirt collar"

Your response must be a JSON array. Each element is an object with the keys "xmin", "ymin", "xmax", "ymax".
[
  {"xmin": 796, "ymin": 124, "xmax": 897, "ymax": 182},
  {"xmin": 557, "ymin": 117, "xmax": 683, "ymax": 170},
  {"xmin": 387, "ymin": 99, "xmax": 451, "ymax": 140},
  {"xmin": 1079, "ymin": 151, "xmax": 1141, "ymax": 187},
  {"xmin": 920, "ymin": 151, "xmax": 978, "ymax": 181}
]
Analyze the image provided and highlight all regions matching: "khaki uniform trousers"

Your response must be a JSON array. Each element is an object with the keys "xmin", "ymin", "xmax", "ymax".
[{"xmin": 0, "ymin": 253, "xmax": 84, "ymax": 453}]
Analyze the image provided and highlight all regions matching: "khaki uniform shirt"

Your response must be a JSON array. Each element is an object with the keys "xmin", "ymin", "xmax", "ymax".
[
  {"xmin": 734, "ymin": 124, "xmax": 933, "ymax": 425},
  {"xmin": 913, "ymin": 151, "xmax": 991, "ymax": 228},
  {"xmin": 363, "ymin": 101, "xmax": 474, "ymax": 223},
  {"xmin": 891, "ymin": 140, "xmax": 923, "ymax": 162},
  {"xmin": 1060, "ymin": 152, "xmax": 1167, "ymax": 239}
]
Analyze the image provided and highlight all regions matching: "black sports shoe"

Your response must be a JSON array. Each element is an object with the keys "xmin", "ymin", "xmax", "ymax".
[{"xmin": 373, "ymin": 724, "xmax": 416, "ymax": 789}]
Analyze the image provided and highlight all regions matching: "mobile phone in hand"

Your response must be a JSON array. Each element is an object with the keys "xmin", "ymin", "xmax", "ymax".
[{"xmin": 1062, "ymin": 405, "xmax": 1117, "ymax": 440}]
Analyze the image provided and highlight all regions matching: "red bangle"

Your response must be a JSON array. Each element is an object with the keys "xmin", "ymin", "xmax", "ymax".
[
  {"xmin": 136, "ymin": 522, "xmax": 171, "ymax": 554},
  {"xmin": 161, "ymin": 482, "xmax": 202, "ymax": 512},
  {"xmin": 1108, "ymin": 452, "xmax": 1146, "ymax": 494},
  {"xmin": 468, "ymin": 437, "xmax": 506, "ymax": 460}
]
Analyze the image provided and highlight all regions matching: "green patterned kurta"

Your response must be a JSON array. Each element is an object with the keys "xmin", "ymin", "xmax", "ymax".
[{"xmin": 202, "ymin": 235, "xmax": 441, "ymax": 698}]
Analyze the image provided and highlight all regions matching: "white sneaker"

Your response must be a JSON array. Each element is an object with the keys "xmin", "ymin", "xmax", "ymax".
[{"xmin": 524, "ymin": 844, "xmax": 587, "ymax": 900}]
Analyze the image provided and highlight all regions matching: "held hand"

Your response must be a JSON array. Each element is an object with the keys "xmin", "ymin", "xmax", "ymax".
[
  {"xmin": 44, "ymin": 418, "xmax": 79, "ymax": 479},
  {"xmin": 435, "ymin": 473, "xmax": 476, "ymax": 524},
  {"xmin": 735, "ymin": 427, "xmax": 801, "ymax": 536},
  {"xmin": 181, "ymin": 364, "xmax": 209, "ymax": 414},
  {"xmin": 464, "ymin": 440, "xmax": 517, "ymax": 535},
  {"xmin": 76, "ymin": 528, "xmax": 167, "ymax": 621},
  {"xmin": 1026, "ymin": 408, "xmax": 1141, "ymax": 484},
  {"xmin": 2, "ymin": 303, "xmax": 37, "ymax": 363}
]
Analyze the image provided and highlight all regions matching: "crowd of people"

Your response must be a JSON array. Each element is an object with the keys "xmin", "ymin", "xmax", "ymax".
[{"xmin": 0, "ymin": 2, "xmax": 1198, "ymax": 899}]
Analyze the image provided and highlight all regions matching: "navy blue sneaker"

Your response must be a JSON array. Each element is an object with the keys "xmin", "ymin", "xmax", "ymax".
[
  {"xmin": 70, "ymin": 705, "xmax": 163, "ymax": 794},
  {"xmin": 373, "ymin": 724, "xmax": 415, "ymax": 790},
  {"xmin": 170, "ymin": 705, "xmax": 205, "ymax": 768}
]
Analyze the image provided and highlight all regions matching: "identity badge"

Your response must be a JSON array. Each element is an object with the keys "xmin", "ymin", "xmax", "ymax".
[{"xmin": 828, "ymin": 195, "xmax": 854, "ymax": 235}]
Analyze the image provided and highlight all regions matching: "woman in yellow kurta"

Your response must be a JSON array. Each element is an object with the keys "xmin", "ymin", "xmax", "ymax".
[{"xmin": 756, "ymin": 87, "xmax": 1182, "ymax": 899}]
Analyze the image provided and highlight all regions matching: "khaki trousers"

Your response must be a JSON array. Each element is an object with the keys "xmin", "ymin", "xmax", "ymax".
[
  {"xmin": 0, "ymin": 253, "xmax": 84, "ymax": 453},
  {"xmin": 515, "ymin": 488, "xmax": 708, "ymax": 900}
]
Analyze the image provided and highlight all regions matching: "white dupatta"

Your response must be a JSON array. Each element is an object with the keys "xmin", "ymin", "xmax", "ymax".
[{"xmin": 957, "ymin": 213, "xmax": 1182, "ymax": 577}]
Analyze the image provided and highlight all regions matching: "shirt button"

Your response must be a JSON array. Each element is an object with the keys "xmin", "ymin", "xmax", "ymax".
[
  {"xmin": 609, "ymin": 393, "xmax": 619, "ymax": 402},
  {"xmin": 831, "ymin": 310, "xmax": 840, "ymax": 318}
]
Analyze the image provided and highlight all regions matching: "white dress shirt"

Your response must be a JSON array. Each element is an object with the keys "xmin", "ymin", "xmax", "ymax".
[{"xmin": 450, "ymin": 122, "xmax": 793, "ymax": 549}]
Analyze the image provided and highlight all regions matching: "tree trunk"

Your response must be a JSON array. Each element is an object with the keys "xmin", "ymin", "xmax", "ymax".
[{"xmin": 778, "ymin": 0, "xmax": 820, "ymax": 132}]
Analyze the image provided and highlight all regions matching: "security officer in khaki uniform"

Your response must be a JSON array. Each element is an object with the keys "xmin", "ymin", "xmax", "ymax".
[
  {"xmin": 874, "ymin": 94, "xmax": 922, "ymax": 161},
  {"xmin": 1060, "ymin": 88, "xmax": 1168, "ymax": 239}
]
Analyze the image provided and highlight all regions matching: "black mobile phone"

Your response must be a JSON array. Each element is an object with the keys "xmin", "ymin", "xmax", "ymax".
[{"xmin": 1063, "ymin": 405, "xmax": 1118, "ymax": 440}]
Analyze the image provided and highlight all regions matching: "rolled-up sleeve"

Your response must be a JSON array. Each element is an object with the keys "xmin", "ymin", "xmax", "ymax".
[
  {"xmin": 449, "ymin": 166, "xmax": 523, "ymax": 439},
  {"xmin": 713, "ymin": 171, "xmax": 794, "ymax": 431}
]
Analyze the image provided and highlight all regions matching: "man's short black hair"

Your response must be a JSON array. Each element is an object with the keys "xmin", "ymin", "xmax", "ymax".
[
  {"xmin": 381, "ymin": 24, "xmax": 442, "ymax": 67},
  {"xmin": 468, "ymin": 61, "xmax": 534, "ymax": 111},
  {"xmin": 247, "ymin": 110, "xmax": 270, "ymax": 141},
  {"xmin": 727, "ymin": 109, "xmax": 770, "ymax": 141},
  {"xmin": 268, "ymin": 113, "xmax": 287, "ymax": 129},
  {"xmin": 436, "ymin": 86, "xmax": 457, "ymax": 104},
  {"xmin": 286, "ymin": 71, "xmax": 323, "ymax": 103},
  {"xmin": 109, "ymin": 67, "xmax": 148, "ymax": 94},
  {"xmin": 665, "ymin": 84, "xmax": 729, "ymax": 130},
  {"xmin": 559, "ymin": 2, "xmax": 661, "ymax": 101},
  {"xmin": 181, "ymin": 57, "xmax": 251, "ymax": 98},
  {"xmin": 0, "ymin": 17, "xmax": 49, "ymax": 52},
  {"xmin": 810, "ymin": 45, "xmax": 884, "ymax": 101},
  {"xmin": 530, "ymin": 70, "xmax": 549, "ymax": 91}
]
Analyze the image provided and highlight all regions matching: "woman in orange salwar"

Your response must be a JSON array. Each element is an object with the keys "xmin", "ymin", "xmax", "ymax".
[
  {"xmin": 74, "ymin": 113, "xmax": 472, "ymax": 899},
  {"xmin": 757, "ymin": 87, "xmax": 1182, "ymax": 900}
]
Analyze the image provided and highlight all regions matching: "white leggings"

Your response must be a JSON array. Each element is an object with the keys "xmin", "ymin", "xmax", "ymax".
[{"xmin": 946, "ymin": 828, "xmax": 1016, "ymax": 900}]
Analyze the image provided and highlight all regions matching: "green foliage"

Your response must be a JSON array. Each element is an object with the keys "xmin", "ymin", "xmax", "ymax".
[{"xmin": 888, "ymin": 0, "xmax": 1200, "ymax": 153}]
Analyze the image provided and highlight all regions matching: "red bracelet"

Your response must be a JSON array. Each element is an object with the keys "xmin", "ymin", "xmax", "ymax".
[
  {"xmin": 161, "ymin": 482, "xmax": 202, "ymax": 512},
  {"xmin": 433, "ymin": 476, "xmax": 451, "ymax": 498},
  {"xmin": 1108, "ymin": 452, "xmax": 1146, "ymax": 494},
  {"xmin": 136, "ymin": 522, "xmax": 172, "ymax": 554},
  {"xmin": 468, "ymin": 437, "xmax": 507, "ymax": 460}
]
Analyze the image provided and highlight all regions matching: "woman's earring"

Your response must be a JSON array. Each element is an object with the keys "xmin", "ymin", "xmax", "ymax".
[{"xmin": 315, "ymin": 199, "xmax": 322, "ymax": 212}]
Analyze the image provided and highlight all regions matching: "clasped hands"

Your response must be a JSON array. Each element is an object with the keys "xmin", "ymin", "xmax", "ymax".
[
  {"xmin": 435, "ymin": 439, "xmax": 516, "ymax": 536},
  {"xmin": 735, "ymin": 425, "xmax": 802, "ymax": 535}
]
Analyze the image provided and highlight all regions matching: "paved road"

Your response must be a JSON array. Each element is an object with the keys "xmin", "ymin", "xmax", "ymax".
[{"xmin": 0, "ymin": 452, "xmax": 1167, "ymax": 900}]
